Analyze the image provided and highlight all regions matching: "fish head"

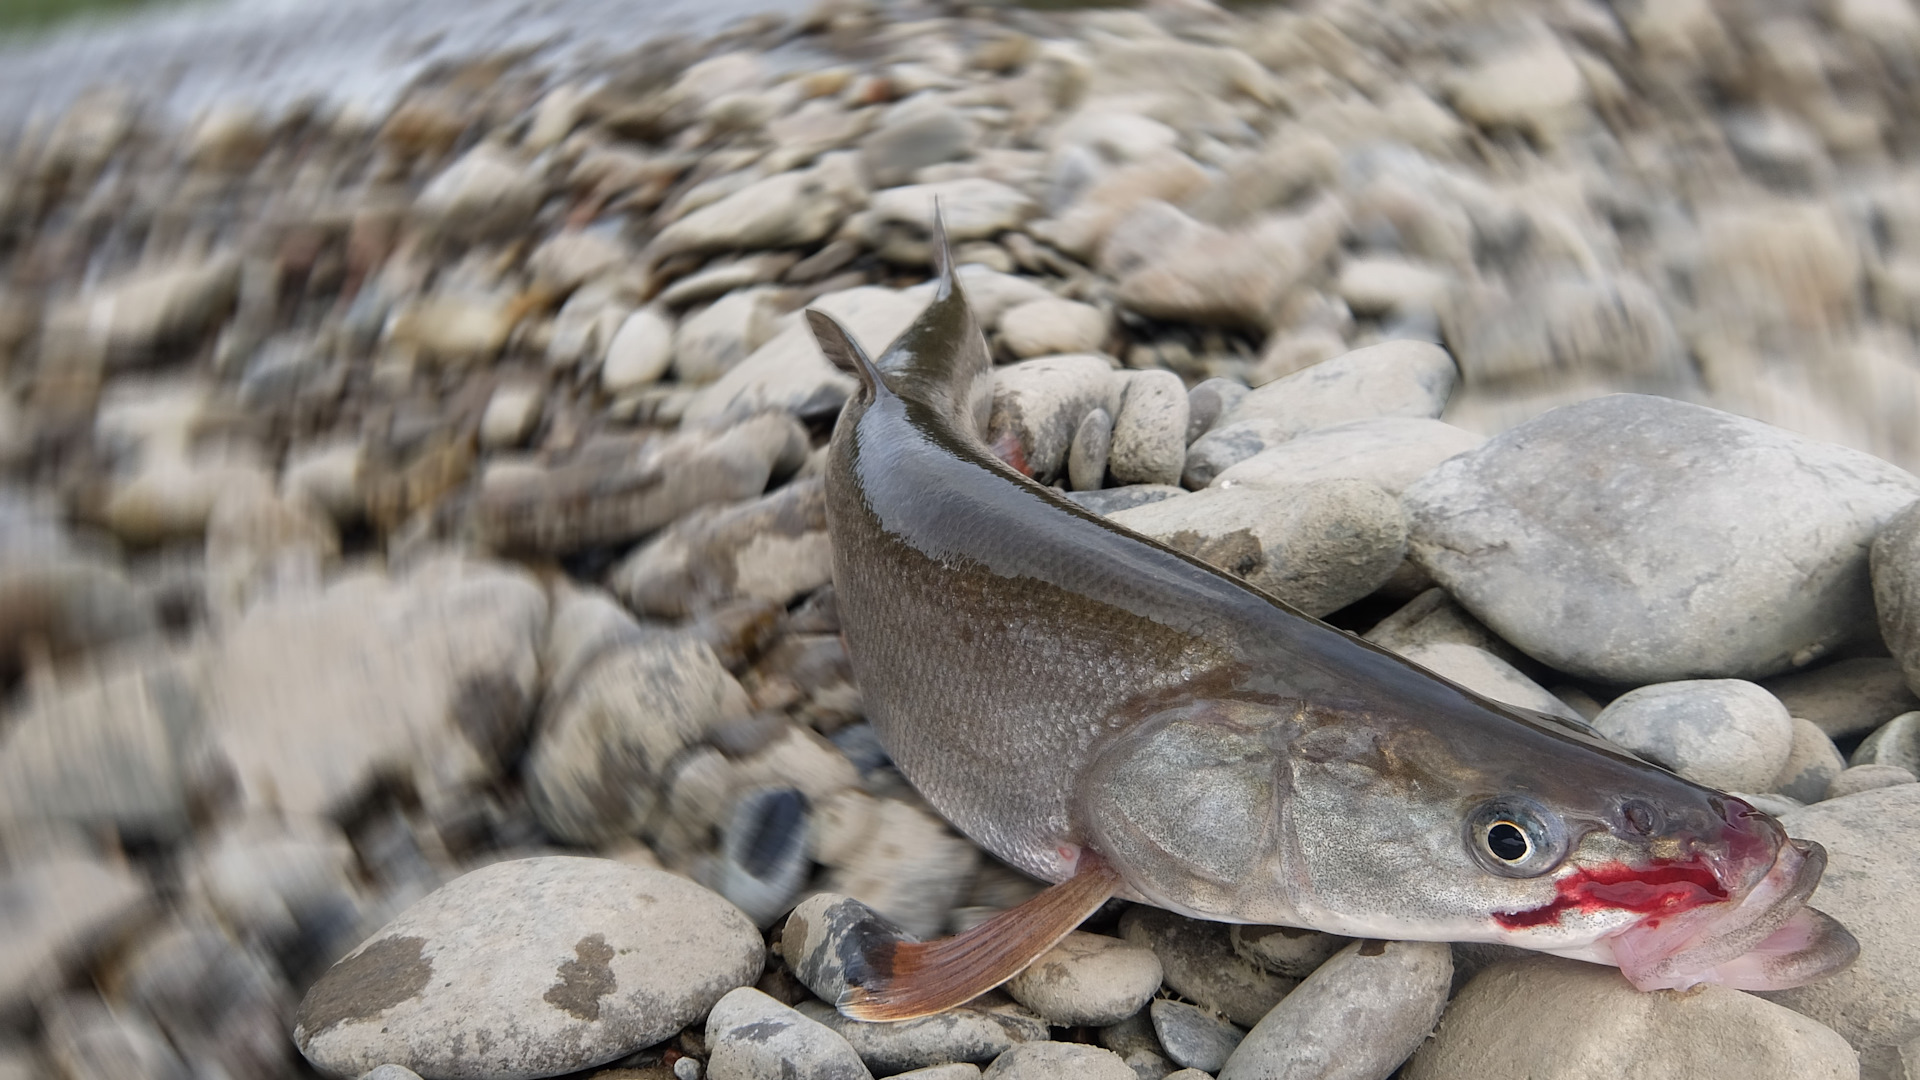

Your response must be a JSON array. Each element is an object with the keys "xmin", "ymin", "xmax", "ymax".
[{"xmin": 1078, "ymin": 692, "xmax": 1857, "ymax": 991}]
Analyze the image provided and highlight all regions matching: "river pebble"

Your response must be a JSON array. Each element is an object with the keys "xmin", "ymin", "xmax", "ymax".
[
  {"xmin": 1826, "ymin": 763, "xmax": 1917, "ymax": 799},
  {"xmin": 1068, "ymin": 407, "xmax": 1114, "ymax": 493},
  {"xmin": 1773, "ymin": 717, "xmax": 1848, "ymax": 803},
  {"xmin": 987, "ymin": 354, "xmax": 1123, "ymax": 484},
  {"xmin": 982, "ymin": 1043, "xmax": 1134, "ymax": 1080},
  {"xmin": 796, "ymin": 996, "xmax": 1049, "ymax": 1075},
  {"xmin": 1762, "ymin": 657, "xmax": 1920, "ymax": 740},
  {"xmin": 708, "ymin": 988, "xmax": 872, "ymax": 1080},
  {"xmin": 1000, "ymin": 298, "xmax": 1109, "ymax": 359},
  {"xmin": 1405, "ymin": 395, "xmax": 1920, "ymax": 683},
  {"xmin": 1220, "ymin": 939, "xmax": 1450, "ymax": 1080},
  {"xmin": 294, "ymin": 857, "xmax": 765, "ymax": 1079},
  {"xmin": 1590, "ymin": 679, "xmax": 1795, "ymax": 792},
  {"xmin": 1118, "ymin": 908, "xmax": 1295, "ymax": 1029},
  {"xmin": 1005, "ymin": 932, "xmax": 1164, "ymax": 1027},
  {"xmin": 1149, "ymin": 999, "xmax": 1243, "ymax": 1073}
]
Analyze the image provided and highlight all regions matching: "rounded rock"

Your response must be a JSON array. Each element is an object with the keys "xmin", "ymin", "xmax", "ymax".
[
  {"xmin": 1220, "ymin": 939, "xmax": 1450, "ymax": 1080},
  {"xmin": 1149, "ymin": 999, "xmax": 1243, "ymax": 1073},
  {"xmin": 293, "ymin": 857, "xmax": 765, "ymax": 1080},
  {"xmin": 707, "ymin": 987, "xmax": 872, "ymax": 1080},
  {"xmin": 1591, "ymin": 680, "xmax": 1794, "ymax": 792},
  {"xmin": 1118, "ymin": 908, "xmax": 1294, "ymax": 1028},
  {"xmin": 983, "ymin": 1042, "xmax": 1134, "ymax": 1080},
  {"xmin": 1068, "ymin": 408, "xmax": 1113, "ymax": 493},
  {"xmin": 1762, "ymin": 657, "xmax": 1920, "ymax": 740},
  {"xmin": 1109, "ymin": 371, "xmax": 1189, "ymax": 488},
  {"xmin": 1006, "ymin": 932, "xmax": 1165, "ymax": 1027},
  {"xmin": 1229, "ymin": 925, "xmax": 1349, "ymax": 979},
  {"xmin": 999, "ymin": 298, "xmax": 1109, "ymax": 359},
  {"xmin": 1772, "ymin": 717, "xmax": 1847, "ymax": 804},
  {"xmin": 1851, "ymin": 710, "xmax": 1920, "ymax": 777},
  {"xmin": 603, "ymin": 307, "xmax": 676, "ymax": 394},
  {"xmin": 1826, "ymin": 763, "xmax": 1917, "ymax": 799}
]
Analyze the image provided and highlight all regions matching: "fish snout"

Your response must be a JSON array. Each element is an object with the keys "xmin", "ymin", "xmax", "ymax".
[{"xmin": 1690, "ymin": 795, "xmax": 1788, "ymax": 896}]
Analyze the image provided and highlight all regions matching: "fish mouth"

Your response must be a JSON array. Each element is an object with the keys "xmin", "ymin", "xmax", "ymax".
[{"xmin": 1602, "ymin": 837, "xmax": 1858, "ymax": 991}]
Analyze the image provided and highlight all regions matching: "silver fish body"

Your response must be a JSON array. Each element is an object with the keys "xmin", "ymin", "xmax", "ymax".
[{"xmin": 814, "ymin": 258, "xmax": 1857, "ymax": 994}]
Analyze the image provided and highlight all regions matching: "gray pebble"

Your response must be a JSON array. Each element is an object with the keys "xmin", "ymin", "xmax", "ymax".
[
  {"xmin": 1185, "ymin": 377, "xmax": 1249, "ymax": 445},
  {"xmin": 1406, "ymin": 395, "xmax": 1920, "ymax": 683},
  {"xmin": 717, "ymin": 788, "xmax": 812, "ymax": 927},
  {"xmin": 1229, "ymin": 926, "xmax": 1350, "ymax": 979},
  {"xmin": 861, "ymin": 100, "xmax": 977, "ymax": 189},
  {"xmin": 1149, "ymin": 999, "xmax": 1243, "ymax": 1072},
  {"xmin": 1110, "ymin": 371, "xmax": 1189, "ymax": 487},
  {"xmin": 707, "ymin": 987, "xmax": 872, "ymax": 1080},
  {"xmin": 1, "ymin": 853, "xmax": 150, "ymax": 1015},
  {"xmin": 1762, "ymin": 656, "xmax": 1920, "ymax": 740},
  {"xmin": 1219, "ymin": 940, "xmax": 1450, "ymax": 1080},
  {"xmin": 796, "ymin": 995, "xmax": 1049, "ymax": 1074},
  {"xmin": 1398, "ymin": 642, "xmax": 1586, "ymax": 725},
  {"xmin": 1591, "ymin": 680, "xmax": 1794, "ymax": 792},
  {"xmin": 1006, "ymin": 932, "xmax": 1164, "ymax": 1027},
  {"xmin": 1208, "ymin": 417, "xmax": 1484, "ymax": 497},
  {"xmin": 294, "ymin": 857, "xmax": 765, "ymax": 1080},
  {"xmin": 1874, "ymin": 500, "xmax": 1920, "ymax": 701},
  {"xmin": 610, "ymin": 478, "xmax": 831, "ymax": 619},
  {"xmin": 779, "ymin": 893, "xmax": 908, "ymax": 1006},
  {"xmin": 983, "ymin": 1043, "xmax": 1135, "ymax": 1080},
  {"xmin": 891, "ymin": 1067, "xmax": 981, "ymax": 1080},
  {"xmin": 360, "ymin": 1067, "xmax": 424, "ymax": 1080},
  {"xmin": 1070, "ymin": 408, "xmax": 1114, "ymax": 493},
  {"xmin": 1064, "ymin": 485, "xmax": 1186, "ymax": 516},
  {"xmin": 1852, "ymin": 710, "xmax": 1920, "ymax": 776},
  {"xmin": 1771, "ymin": 718, "xmax": 1847, "ymax": 803},
  {"xmin": 1118, "ymin": 908, "xmax": 1295, "ymax": 1028},
  {"xmin": 1826, "ymin": 763, "xmax": 1917, "ymax": 799},
  {"xmin": 988, "ymin": 355, "xmax": 1123, "ymax": 485}
]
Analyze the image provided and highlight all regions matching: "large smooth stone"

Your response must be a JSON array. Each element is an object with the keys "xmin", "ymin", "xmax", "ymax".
[
  {"xmin": 1219, "ymin": 939, "xmax": 1450, "ymax": 1080},
  {"xmin": 293, "ymin": 857, "xmax": 765, "ymax": 1080},
  {"xmin": 1404, "ymin": 394, "xmax": 1920, "ymax": 682}
]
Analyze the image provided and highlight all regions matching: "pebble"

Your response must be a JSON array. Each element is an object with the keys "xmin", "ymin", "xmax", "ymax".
[
  {"xmin": 526, "ymin": 634, "xmax": 749, "ymax": 845},
  {"xmin": 999, "ymin": 298, "xmax": 1109, "ymax": 359},
  {"xmin": 1229, "ymin": 925, "xmax": 1348, "ymax": 979},
  {"xmin": 42, "ymin": 993, "xmax": 189, "ymax": 1080},
  {"xmin": 890, "ymin": 1067, "xmax": 979, "ymax": 1080},
  {"xmin": 1108, "ymin": 477, "xmax": 1408, "ymax": 618},
  {"xmin": 387, "ymin": 294, "xmax": 517, "ymax": 363},
  {"xmin": 1116, "ymin": 198, "xmax": 1347, "ymax": 329},
  {"xmin": 1762, "ymin": 657, "xmax": 1920, "ymax": 740},
  {"xmin": 982, "ymin": 1043, "xmax": 1135, "ymax": 1080},
  {"xmin": 204, "ymin": 559, "xmax": 547, "ymax": 817},
  {"xmin": 602, "ymin": 307, "xmax": 677, "ymax": 393},
  {"xmin": 1448, "ymin": 36, "xmax": 1588, "ymax": 144},
  {"xmin": 1397, "ymin": 642, "xmax": 1586, "ymax": 724},
  {"xmin": 866, "ymin": 179, "xmax": 1038, "ymax": 264},
  {"xmin": 659, "ymin": 253, "xmax": 799, "ymax": 307},
  {"xmin": 0, "ymin": 853, "xmax": 150, "ymax": 1015},
  {"xmin": 674, "ymin": 288, "xmax": 785, "ymax": 385},
  {"xmin": 181, "ymin": 814, "xmax": 362, "ymax": 952},
  {"xmin": 707, "ymin": 987, "xmax": 872, "ymax": 1080},
  {"xmin": 1826, "ymin": 763, "xmax": 1917, "ymax": 799},
  {"xmin": 43, "ymin": 255, "xmax": 241, "ymax": 367},
  {"xmin": 716, "ymin": 787, "xmax": 812, "ymax": 927},
  {"xmin": 1872, "ymin": 500, "xmax": 1920, "ymax": 700},
  {"xmin": 1038, "ymin": 149, "xmax": 1212, "ymax": 261},
  {"xmin": 1337, "ymin": 256, "xmax": 1452, "ymax": 318},
  {"xmin": 1220, "ymin": 939, "xmax": 1451, "ymax": 1080},
  {"xmin": 953, "ymin": 265, "xmax": 1055, "ymax": 329},
  {"xmin": 1109, "ymin": 371, "xmax": 1189, "ymax": 487},
  {"xmin": 413, "ymin": 144, "xmax": 542, "ymax": 241},
  {"xmin": 1149, "ymin": 999, "xmax": 1243, "ymax": 1073},
  {"xmin": 1406, "ymin": 955, "xmax": 1852, "ymax": 1080},
  {"xmin": 987, "ymin": 354, "xmax": 1123, "ymax": 484},
  {"xmin": 780, "ymin": 893, "xmax": 907, "ymax": 1006},
  {"xmin": 103, "ymin": 449, "xmax": 277, "ymax": 545},
  {"xmin": 1185, "ymin": 377, "xmax": 1249, "ymax": 445},
  {"xmin": 1765, "ymin": 784, "xmax": 1920, "ymax": 1076},
  {"xmin": 1005, "ymin": 932, "xmax": 1164, "ymax": 1027},
  {"xmin": 474, "ymin": 413, "xmax": 806, "ymax": 552},
  {"xmin": 1772, "ymin": 717, "xmax": 1848, "ymax": 803},
  {"xmin": 1404, "ymin": 395, "xmax": 1920, "ymax": 683},
  {"xmin": 1590, "ymin": 679, "xmax": 1795, "ymax": 792},
  {"xmin": 528, "ymin": 229, "xmax": 631, "ymax": 294},
  {"xmin": 683, "ymin": 286, "xmax": 924, "ymax": 423},
  {"xmin": 1066, "ymin": 484, "xmax": 1186, "ymax": 516},
  {"xmin": 479, "ymin": 383, "xmax": 543, "ymax": 449},
  {"xmin": 294, "ymin": 857, "xmax": 765, "ymax": 1080},
  {"xmin": 1068, "ymin": 407, "xmax": 1114, "ymax": 492},
  {"xmin": 611, "ymin": 478, "xmax": 829, "ymax": 618},
  {"xmin": 650, "ymin": 157, "xmax": 863, "ymax": 259},
  {"xmin": 795, "ymin": 996, "xmax": 1050, "ymax": 1074},
  {"xmin": 1852, "ymin": 710, "xmax": 1920, "ymax": 777},
  {"xmin": 1118, "ymin": 908, "xmax": 1295, "ymax": 1028},
  {"xmin": 1185, "ymin": 341, "xmax": 1458, "ymax": 487},
  {"xmin": 1209, "ymin": 418, "xmax": 1484, "ymax": 496},
  {"xmin": 861, "ymin": 99, "xmax": 978, "ymax": 189},
  {"xmin": 821, "ymin": 797, "xmax": 979, "ymax": 940}
]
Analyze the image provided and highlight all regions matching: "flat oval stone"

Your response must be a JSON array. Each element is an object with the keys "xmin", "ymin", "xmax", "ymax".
[
  {"xmin": 293, "ymin": 857, "xmax": 765, "ymax": 1080},
  {"xmin": 1006, "ymin": 932, "xmax": 1164, "ymax": 1027},
  {"xmin": 1220, "ymin": 939, "xmax": 1450, "ymax": 1080}
]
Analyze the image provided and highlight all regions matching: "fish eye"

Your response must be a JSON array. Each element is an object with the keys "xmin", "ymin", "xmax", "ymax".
[{"xmin": 1466, "ymin": 798, "xmax": 1569, "ymax": 878}]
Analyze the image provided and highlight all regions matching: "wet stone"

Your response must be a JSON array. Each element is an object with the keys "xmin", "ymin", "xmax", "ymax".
[
  {"xmin": 796, "ymin": 995, "xmax": 1050, "ymax": 1075},
  {"xmin": 294, "ymin": 857, "xmax": 765, "ymax": 1080},
  {"xmin": 1149, "ymin": 999, "xmax": 1243, "ymax": 1073},
  {"xmin": 987, "ymin": 354, "xmax": 1123, "ymax": 484},
  {"xmin": 1005, "ymin": 932, "xmax": 1164, "ymax": 1027},
  {"xmin": 780, "ymin": 893, "xmax": 910, "ymax": 1006},
  {"xmin": 707, "ymin": 987, "xmax": 873, "ymax": 1080},
  {"xmin": 1068, "ymin": 407, "xmax": 1113, "ymax": 493},
  {"xmin": 1118, "ymin": 908, "xmax": 1295, "ymax": 1028},
  {"xmin": 1221, "ymin": 939, "xmax": 1450, "ymax": 1080}
]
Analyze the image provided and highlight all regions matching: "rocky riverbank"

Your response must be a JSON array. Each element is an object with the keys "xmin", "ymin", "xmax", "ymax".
[{"xmin": 4, "ymin": 0, "xmax": 1920, "ymax": 1077}]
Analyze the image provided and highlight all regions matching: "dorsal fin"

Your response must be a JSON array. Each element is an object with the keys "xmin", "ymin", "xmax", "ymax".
[
  {"xmin": 932, "ymin": 197, "xmax": 954, "ymax": 301},
  {"xmin": 807, "ymin": 309, "xmax": 889, "ymax": 400}
]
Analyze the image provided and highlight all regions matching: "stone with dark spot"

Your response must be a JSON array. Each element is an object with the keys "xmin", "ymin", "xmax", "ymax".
[
  {"xmin": 1005, "ymin": 932, "xmax": 1163, "ymax": 1027},
  {"xmin": 1230, "ymin": 925, "xmax": 1349, "ymax": 979},
  {"xmin": 294, "ymin": 857, "xmax": 764, "ymax": 1080},
  {"xmin": 1221, "ymin": 939, "xmax": 1450, "ymax": 1080},
  {"xmin": 779, "ymin": 893, "xmax": 914, "ymax": 1007},
  {"xmin": 707, "ymin": 987, "xmax": 873, "ymax": 1080},
  {"xmin": 1064, "ymin": 484, "xmax": 1186, "ymax": 517},
  {"xmin": 1118, "ymin": 908, "xmax": 1296, "ymax": 1028},
  {"xmin": 796, "ymin": 994, "xmax": 1050, "ymax": 1074}
]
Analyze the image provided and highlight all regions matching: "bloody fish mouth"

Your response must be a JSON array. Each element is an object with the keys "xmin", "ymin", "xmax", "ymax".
[{"xmin": 1501, "ymin": 797, "xmax": 1859, "ymax": 991}]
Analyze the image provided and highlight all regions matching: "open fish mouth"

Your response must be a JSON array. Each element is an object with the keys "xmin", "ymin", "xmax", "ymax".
[{"xmin": 1600, "ymin": 837, "xmax": 1858, "ymax": 991}]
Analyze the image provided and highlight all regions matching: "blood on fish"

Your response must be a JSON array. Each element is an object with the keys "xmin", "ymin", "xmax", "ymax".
[
  {"xmin": 1494, "ymin": 861, "xmax": 1728, "ymax": 930},
  {"xmin": 989, "ymin": 431, "xmax": 1032, "ymax": 476}
]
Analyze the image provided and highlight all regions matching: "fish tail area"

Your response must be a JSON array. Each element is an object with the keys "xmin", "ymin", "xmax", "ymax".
[
  {"xmin": 807, "ymin": 309, "xmax": 890, "ymax": 402},
  {"xmin": 838, "ymin": 853, "xmax": 1122, "ymax": 1021}
]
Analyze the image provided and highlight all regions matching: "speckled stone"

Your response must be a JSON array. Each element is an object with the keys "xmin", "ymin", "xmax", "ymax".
[
  {"xmin": 708, "ymin": 987, "xmax": 872, "ymax": 1080},
  {"xmin": 293, "ymin": 857, "xmax": 765, "ymax": 1080},
  {"xmin": 1006, "ymin": 932, "xmax": 1165, "ymax": 1027}
]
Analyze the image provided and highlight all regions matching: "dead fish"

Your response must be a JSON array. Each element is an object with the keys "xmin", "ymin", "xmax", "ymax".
[{"xmin": 804, "ymin": 222, "xmax": 1858, "ymax": 1021}]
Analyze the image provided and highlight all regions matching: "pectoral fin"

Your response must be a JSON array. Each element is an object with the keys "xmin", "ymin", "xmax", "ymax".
[{"xmin": 838, "ymin": 852, "xmax": 1121, "ymax": 1021}]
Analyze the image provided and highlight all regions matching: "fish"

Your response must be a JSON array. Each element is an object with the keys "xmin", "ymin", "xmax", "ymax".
[{"xmin": 803, "ymin": 218, "xmax": 1859, "ymax": 1021}]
